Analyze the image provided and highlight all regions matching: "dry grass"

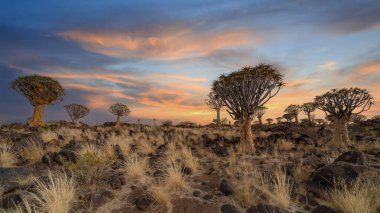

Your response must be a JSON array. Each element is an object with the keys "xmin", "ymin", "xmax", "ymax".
[
  {"xmin": 149, "ymin": 181, "xmax": 172, "ymax": 208},
  {"xmin": 226, "ymin": 158, "xmax": 261, "ymax": 207},
  {"xmin": 138, "ymin": 139, "xmax": 155, "ymax": 155},
  {"xmin": 277, "ymin": 139, "xmax": 295, "ymax": 152},
  {"xmin": 106, "ymin": 133, "xmax": 131, "ymax": 157},
  {"xmin": 292, "ymin": 164, "xmax": 310, "ymax": 183},
  {"xmin": 324, "ymin": 178, "xmax": 380, "ymax": 213},
  {"xmin": 261, "ymin": 169, "xmax": 292, "ymax": 210},
  {"xmin": 125, "ymin": 153, "xmax": 148, "ymax": 182},
  {"xmin": 164, "ymin": 158, "xmax": 188, "ymax": 193},
  {"xmin": 30, "ymin": 170, "xmax": 75, "ymax": 213},
  {"xmin": 20, "ymin": 139, "xmax": 45, "ymax": 163},
  {"xmin": 0, "ymin": 141, "xmax": 17, "ymax": 167},
  {"xmin": 40, "ymin": 129, "xmax": 57, "ymax": 143},
  {"xmin": 56, "ymin": 127, "xmax": 83, "ymax": 144}
]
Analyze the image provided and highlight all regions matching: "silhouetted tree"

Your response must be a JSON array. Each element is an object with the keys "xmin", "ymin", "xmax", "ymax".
[
  {"xmin": 266, "ymin": 118, "xmax": 273, "ymax": 125},
  {"xmin": 205, "ymin": 90, "xmax": 224, "ymax": 128},
  {"xmin": 153, "ymin": 118, "xmax": 156, "ymax": 126},
  {"xmin": 284, "ymin": 104, "xmax": 300, "ymax": 124},
  {"xmin": 301, "ymin": 102, "xmax": 316, "ymax": 124},
  {"xmin": 315, "ymin": 88, "xmax": 373, "ymax": 147},
  {"xmin": 212, "ymin": 64, "xmax": 284, "ymax": 153},
  {"xmin": 109, "ymin": 103, "xmax": 131, "ymax": 128},
  {"xmin": 276, "ymin": 117, "xmax": 283, "ymax": 124},
  {"xmin": 11, "ymin": 75, "xmax": 65, "ymax": 126},
  {"xmin": 350, "ymin": 114, "xmax": 367, "ymax": 123},
  {"xmin": 254, "ymin": 106, "xmax": 267, "ymax": 125},
  {"xmin": 64, "ymin": 103, "xmax": 89, "ymax": 124},
  {"xmin": 161, "ymin": 120, "xmax": 173, "ymax": 127},
  {"xmin": 282, "ymin": 113, "xmax": 294, "ymax": 122}
]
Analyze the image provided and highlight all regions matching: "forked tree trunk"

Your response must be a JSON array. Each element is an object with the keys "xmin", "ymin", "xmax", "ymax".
[
  {"xmin": 216, "ymin": 108, "xmax": 221, "ymax": 129},
  {"xmin": 258, "ymin": 116, "xmax": 263, "ymax": 125},
  {"xmin": 115, "ymin": 115, "xmax": 121, "ymax": 128},
  {"xmin": 332, "ymin": 118, "xmax": 350, "ymax": 147},
  {"xmin": 28, "ymin": 104, "xmax": 45, "ymax": 126},
  {"xmin": 239, "ymin": 117, "xmax": 255, "ymax": 153}
]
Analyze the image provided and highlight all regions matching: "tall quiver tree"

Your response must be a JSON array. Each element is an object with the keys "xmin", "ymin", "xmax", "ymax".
[
  {"xmin": 284, "ymin": 104, "xmax": 300, "ymax": 124},
  {"xmin": 11, "ymin": 75, "xmax": 65, "ymax": 126},
  {"xmin": 64, "ymin": 104, "xmax": 89, "ymax": 124},
  {"xmin": 301, "ymin": 102, "xmax": 316, "ymax": 125},
  {"xmin": 254, "ymin": 106, "xmax": 267, "ymax": 125},
  {"xmin": 315, "ymin": 88, "xmax": 373, "ymax": 147},
  {"xmin": 212, "ymin": 64, "xmax": 284, "ymax": 153},
  {"xmin": 205, "ymin": 91, "xmax": 224, "ymax": 128},
  {"xmin": 109, "ymin": 103, "xmax": 131, "ymax": 128}
]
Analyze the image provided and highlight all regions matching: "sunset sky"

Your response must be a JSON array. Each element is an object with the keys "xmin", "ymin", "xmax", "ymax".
[{"xmin": 1, "ymin": 1, "xmax": 379, "ymax": 125}]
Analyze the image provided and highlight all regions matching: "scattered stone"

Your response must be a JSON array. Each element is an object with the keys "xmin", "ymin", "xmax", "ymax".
[
  {"xmin": 135, "ymin": 196, "xmax": 153, "ymax": 211},
  {"xmin": 184, "ymin": 167, "xmax": 192, "ymax": 175},
  {"xmin": 203, "ymin": 194, "xmax": 213, "ymax": 200},
  {"xmin": 220, "ymin": 179, "xmax": 234, "ymax": 196},
  {"xmin": 172, "ymin": 198, "xmax": 218, "ymax": 213},
  {"xmin": 193, "ymin": 190, "xmax": 201, "ymax": 197},
  {"xmin": 221, "ymin": 204, "xmax": 240, "ymax": 213},
  {"xmin": 312, "ymin": 205, "xmax": 337, "ymax": 213},
  {"xmin": 334, "ymin": 151, "xmax": 368, "ymax": 166}
]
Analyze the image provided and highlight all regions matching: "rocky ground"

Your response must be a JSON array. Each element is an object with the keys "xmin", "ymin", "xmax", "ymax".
[{"xmin": 0, "ymin": 120, "xmax": 379, "ymax": 213}]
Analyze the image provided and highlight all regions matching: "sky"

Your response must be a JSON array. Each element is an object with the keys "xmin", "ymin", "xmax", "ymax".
[{"xmin": 0, "ymin": 0, "xmax": 380, "ymax": 125}]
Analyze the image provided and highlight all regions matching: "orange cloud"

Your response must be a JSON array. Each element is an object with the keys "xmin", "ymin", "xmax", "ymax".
[
  {"xmin": 356, "ymin": 60, "xmax": 380, "ymax": 74},
  {"xmin": 57, "ymin": 28, "xmax": 258, "ymax": 60},
  {"xmin": 286, "ymin": 78, "xmax": 320, "ymax": 88}
]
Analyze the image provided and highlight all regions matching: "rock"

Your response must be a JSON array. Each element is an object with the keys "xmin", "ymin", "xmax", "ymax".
[
  {"xmin": 114, "ymin": 144, "xmax": 126, "ymax": 161},
  {"xmin": 62, "ymin": 139, "xmax": 82, "ymax": 151},
  {"xmin": 184, "ymin": 167, "xmax": 192, "ymax": 175},
  {"xmin": 41, "ymin": 152, "xmax": 53, "ymax": 167},
  {"xmin": 2, "ymin": 193, "xmax": 23, "ymax": 209},
  {"xmin": 0, "ymin": 167, "xmax": 33, "ymax": 184},
  {"xmin": 313, "ymin": 161, "xmax": 380, "ymax": 186},
  {"xmin": 312, "ymin": 205, "xmax": 337, "ymax": 213},
  {"xmin": 109, "ymin": 173, "xmax": 125, "ymax": 190},
  {"xmin": 246, "ymin": 204, "xmax": 284, "ymax": 213},
  {"xmin": 203, "ymin": 194, "xmax": 213, "ymax": 200},
  {"xmin": 193, "ymin": 190, "xmax": 201, "ymax": 197},
  {"xmin": 220, "ymin": 179, "xmax": 234, "ymax": 196},
  {"xmin": 334, "ymin": 151, "xmax": 368, "ymax": 166},
  {"xmin": 59, "ymin": 149, "xmax": 78, "ymax": 163},
  {"xmin": 172, "ymin": 198, "xmax": 218, "ymax": 213},
  {"xmin": 135, "ymin": 196, "xmax": 153, "ymax": 211},
  {"xmin": 153, "ymin": 170, "xmax": 164, "ymax": 177},
  {"xmin": 221, "ymin": 204, "xmax": 240, "ymax": 213}
]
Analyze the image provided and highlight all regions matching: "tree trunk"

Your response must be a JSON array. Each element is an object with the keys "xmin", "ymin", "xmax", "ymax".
[
  {"xmin": 307, "ymin": 113, "xmax": 311, "ymax": 125},
  {"xmin": 115, "ymin": 115, "xmax": 121, "ymax": 128},
  {"xmin": 216, "ymin": 108, "xmax": 221, "ymax": 129},
  {"xmin": 28, "ymin": 105, "xmax": 45, "ymax": 126},
  {"xmin": 294, "ymin": 114, "xmax": 299, "ymax": 124},
  {"xmin": 332, "ymin": 118, "xmax": 350, "ymax": 147},
  {"xmin": 239, "ymin": 117, "xmax": 255, "ymax": 153},
  {"xmin": 258, "ymin": 116, "xmax": 263, "ymax": 125}
]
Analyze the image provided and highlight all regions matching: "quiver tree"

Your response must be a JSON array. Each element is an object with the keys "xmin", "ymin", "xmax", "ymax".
[
  {"xmin": 254, "ymin": 106, "xmax": 267, "ymax": 125},
  {"xmin": 11, "ymin": 75, "xmax": 65, "ymax": 126},
  {"xmin": 282, "ymin": 113, "xmax": 294, "ymax": 122},
  {"xmin": 108, "ymin": 103, "xmax": 131, "ymax": 128},
  {"xmin": 350, "ymin": 114, "xmax": 367, "ymax": 123},
  {"xmin": 284, "ymin": 104, "xmax": 300, "ymax": 124},
  {"xmin": 301, "ymin": 102, "xmax": 316, "ymax": 125},
  {"xmin": 64, "ymin": 103, "xmax": 89, "ymax": 124},
  {"xmin": 212, "ymin": 64, "xmax": 284, "ymax": 153},
  {"xmin": 205, "ymin": 91, "xmax": 224, "ymax": 128},
  {"xmin": 276, "ymin": 117, "xmax": 283, "ymax": 124},
  {"xmin": 266, "ymin": 118, "xmax": 273, "ymax": 125},
  {"xmin": 315, "ymin": 88, "xmax": 373, "ymax": 147}
]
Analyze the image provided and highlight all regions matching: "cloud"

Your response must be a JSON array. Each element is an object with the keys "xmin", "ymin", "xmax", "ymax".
[
  {"xmin": 356, "ymin": 60, "xmax": 380, "ymax": 74},
  {"xmin": 286, "ymin": 78, "xmax": 320, "ymax": 88},
  {"xmin": 57, "ymin": 28, "xmax": 259, "ymax": 60},
  {"xmin": 318, "ymin": 61, "xmax": 337, "ymax": 70}
]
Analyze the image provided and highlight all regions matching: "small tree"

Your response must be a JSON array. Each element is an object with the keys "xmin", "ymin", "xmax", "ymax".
[
  {"xmin": 301, "ymin": 102, "xmax": 316, "ymax": 125},
  {"xmin": 108, "ymin": 103, "xmax": 131, "ymax": 128},
  {"xmin": 254, "ymin": 106, "xmax": 267, "ymax": 125},
  {"xmin": 205, "ymin": 91, "xmax": 224, "ymax": 128},
  {"xmin": 315, "ymin": 88, "xmax": 373, "ymax": 147},
  {"xmin": 266, "ymin": 118, "xmax": 273, "ymax": 125},
  {"xmin": 153, "ymin": 118, "xmax": 156, "ymax": 126},
  {"xmin": 276, "ymin": 117, "xmax": 283, "ymax": 124},
  {"xmin": 350, "ymin": 114, "xmax": 367, "ymax": 123},
  {"xmin": 212, "ymin": 64, "xmax": 284, "ymax": 153},
  {"xmin": 64, "ymin": 104, "xmax": 89, "ymax": 124},
  {"xmin": 11, "ymin": 75, "xmax": 65, "ymax": 126},
  {"xmin": 284, "ymin": 104, "xmax": 300, "ymax": 124},
  {"xmin": 282, "ymin": 113, "xmax": 294, "ymax": 122},
  {"xmin": 161, "ymin": 120, "xmax": 173, "ymax": 127}
]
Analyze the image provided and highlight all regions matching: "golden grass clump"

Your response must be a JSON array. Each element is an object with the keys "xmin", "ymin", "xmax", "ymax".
[
  {"xmin": 324, "ymin": 178, "xmax": 380, "ymax": 213},
  {"xmin": 40, "ymin": 129, "xmax": 57, "ymax": 143},
  {"xmin": 0, "ymin": 140, "xmax": 17, "ymax": 167},
  {"xmin": 164, "ymin": 158, "xmax": 188, "ymax": 193},
  {"xmin": 277, "ymin": 139, "xmax": 295, "ymax": 152},
  {"xmin": 125, "ymin": 153, "xmax": 148, "ymax": 182},
  {"xmin": 260, "ymin": 169, "xmax": 292, "ymax": 210},
  {"xmin": 20, "ymin": 139, "xmax": 45, "ymax": 163},
  {"xmin": 30, "ymin": 170, "xmax": 75, "ymax": 213},
  {"xmin": 149, "ymin": 181, "xmax": 172, "ymax": 208}
]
